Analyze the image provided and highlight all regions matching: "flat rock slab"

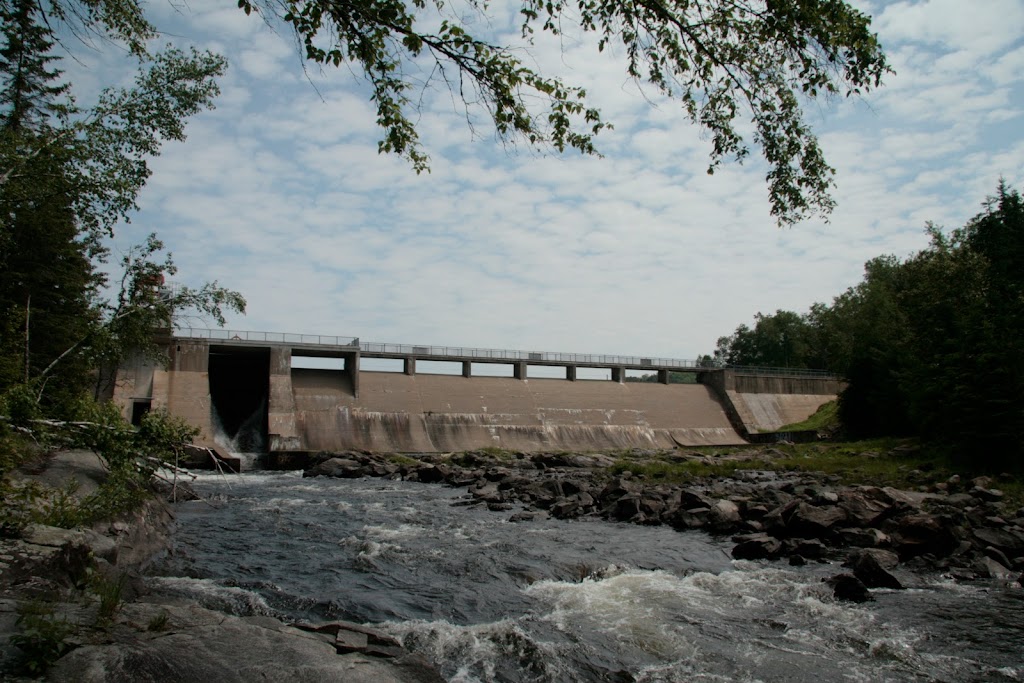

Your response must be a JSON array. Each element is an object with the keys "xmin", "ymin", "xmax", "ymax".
[{"xmin": 44, "ymin": 603, "xmax": 444, "ymax": 683}]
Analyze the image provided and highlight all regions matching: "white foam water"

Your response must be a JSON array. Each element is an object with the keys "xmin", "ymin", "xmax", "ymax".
[{"xmin": 157, "ymin": 473, "xmax": 1024, "ymax": 683}]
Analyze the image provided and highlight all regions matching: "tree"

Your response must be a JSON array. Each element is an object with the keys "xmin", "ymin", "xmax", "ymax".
[
  {"xmin": 35, "ymin": 0, "xmax": 890, "ymax": 226},
  {"xmin": 714, "ymin": 309, "xmax": 823, "ymax": 368},
  {"xmin": 0, "ymin": 3, "xmax": 238, "ymax": 413}
]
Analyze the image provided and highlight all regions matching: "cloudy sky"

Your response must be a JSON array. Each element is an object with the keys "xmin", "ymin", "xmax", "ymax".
[{"xmin": 69, "ymin": 0, "xmax": 1024, "ymax": 363}]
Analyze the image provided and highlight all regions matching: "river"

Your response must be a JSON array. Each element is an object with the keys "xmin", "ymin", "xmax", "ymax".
[{"xmin": 153, "ymin": 471, "xmax": 1024, "ymax": 682}]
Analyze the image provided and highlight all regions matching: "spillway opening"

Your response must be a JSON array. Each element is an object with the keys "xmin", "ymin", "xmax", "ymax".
[{"xmin": 208, "ymin": 346, "xmax": 269, "ymax": 453}]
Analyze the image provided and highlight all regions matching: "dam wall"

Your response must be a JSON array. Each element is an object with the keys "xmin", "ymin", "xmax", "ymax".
[
  {"xmin": 289, "ymin": 370, "xmax": 746, "ymax": 452},
  {"xmin": 113, "ymin": 334, "xmax": 843, "ymax": 453}
]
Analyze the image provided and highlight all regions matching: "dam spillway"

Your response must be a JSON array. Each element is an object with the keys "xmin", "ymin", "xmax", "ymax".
[
  {"xmin": 290, "ymin": 371, "xmax": 743, "ymax": 452},
  {"xmin": 112, "ymin": 331, "xmax": 841, "ymax": 454}
]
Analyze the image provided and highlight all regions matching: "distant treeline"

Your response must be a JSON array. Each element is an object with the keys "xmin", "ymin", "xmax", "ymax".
[{"xmin": 712, "ymin": 183, "xmax": 1023, "ymax": 467}]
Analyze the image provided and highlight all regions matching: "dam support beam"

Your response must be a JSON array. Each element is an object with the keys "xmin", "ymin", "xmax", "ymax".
[
  {"xmin": 462, "ymin": 361, "xmax": 472, "ymax": 378},
  {"xmin": 658, "ymin": 369, "xmax": 670, "ymax": 384},
  {"xmin": 404, "ymin": 357, "xmax": 416, "ymax": 376},
  {"xmin": 566, "ymin": 365, "xmax": 577, "ymax": 381},
  {"xmin": 268, "ymin": 346, "xmax": 300, "ymax": 451},
  {"xmin": 611, "ymin": 367, "xmax": 624, "ymax": 383},
  {"xmin": 349, "ymin": 351, "xmax": 360, "ymax": 398},
  {"xmin": 513, "ymin": 362, "xmax": 527, "ymax": 380}
]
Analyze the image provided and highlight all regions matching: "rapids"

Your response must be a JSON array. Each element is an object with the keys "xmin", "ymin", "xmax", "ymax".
[{"xmin": 154, "ymin": 472, "xmax": 1024, "ymax": 683}]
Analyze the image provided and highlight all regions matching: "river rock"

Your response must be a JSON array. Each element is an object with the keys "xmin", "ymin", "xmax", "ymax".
[
  {"xmin": 837, "ymin": 488, "xmax": 892, "ymax": 527},
  {"xmin": 731, "ymin": 534, "xmax": 782, "ymax": 560},
  {"xmin": 46, "ymin": 603, "xmax": 445, "ymax": 683},
  {"xmin": 708, "ymin": 500, "xmax": 741, "ymax": 531},
  {"xmin": 670, "ymin": 507, "xmax": 710, "ymax": 530},
  {"xmin": 972, "ymin": 527, "xmax": 1024, "ymax": 557},
  {"xmin": 885, "ymin": 513, "xmax": 960, "ymax": 559},
  {"xmin": 847, "ymin": 549, "xmax": 903, "ymax": 589},
  {"xmin": 826, "ymin": 574, "xmax": 873, "ymax": 603},
  {"xmin": 972, "ymin": 555, "xmax": 1014, "ymax": 580},
  {"xmin": 305, "ymin": 457, "xmax": 365, "ymax": 478},
  {"xmin": 784, "ymin": 538, "xmax": 827, "ymax": 559},
  {"xmin": 783, "ymin": 503, "xmax": 848, "ymax": 540}
]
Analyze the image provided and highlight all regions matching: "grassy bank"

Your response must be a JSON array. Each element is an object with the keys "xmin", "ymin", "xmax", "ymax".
[{"xmin": 610, "ymin": 439, "xmax": 1023, "ymax": 507}]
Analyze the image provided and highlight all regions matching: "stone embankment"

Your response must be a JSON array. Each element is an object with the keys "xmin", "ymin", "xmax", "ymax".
[
  {"xmin": 0, "ymin": 450, "xmax": 444, "ymax": 682},
  {"xmin": 305, "ymin": 448, "xmax": 1024, "ymax": 601}
]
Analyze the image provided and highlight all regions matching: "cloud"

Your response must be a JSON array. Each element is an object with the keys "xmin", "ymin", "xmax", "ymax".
[{"xmin": 86, "ymin": 0, "xmax": 1024, "ymax": 362}]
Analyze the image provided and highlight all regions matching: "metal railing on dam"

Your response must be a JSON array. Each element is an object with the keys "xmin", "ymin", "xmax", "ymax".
[{"xmin": 172, "ymin": 327, "xmax": 838, "ymax": 378}]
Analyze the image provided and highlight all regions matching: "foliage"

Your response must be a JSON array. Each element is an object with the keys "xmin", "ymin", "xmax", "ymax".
[
  {"xmin": 10, "ymin": 598, "xmax": 75, "ymax": 674},
  {"xmin": 90, "ymin": 571, "xmax": 128, "ymax": 625},
  {"xmin": 147, "ymin": 609, "xmax": 170, "ymax": 632},
  {"xmin": 709, "ymin": 183, "xmax": 1024, "ymax": 469},
  {"xmin": 776, "ymin": 399, "xmax": 839, "ymax": 433},
  {"xmin": 0, "ymin": 4, "xmax": 242, "ymax": 413},
  {"xmin": 41, "ymin": 0, "xmax": 889, "ymax": 225},
  {"xmin": 0, "ymin": 405, "xmax": 199, "ymax": 535},
  {"xmin": 609, "ymin": 438, "xmax": 946, "ymax": 488},
  {"xmin": 714, "ymin": 309, "xmax": 825, "ymax": 368}
]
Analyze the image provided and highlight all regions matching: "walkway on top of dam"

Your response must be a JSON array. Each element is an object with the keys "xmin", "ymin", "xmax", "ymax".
[{"xmin": 173, "ymin": 327, "xmax": 836, "ymax": 378}]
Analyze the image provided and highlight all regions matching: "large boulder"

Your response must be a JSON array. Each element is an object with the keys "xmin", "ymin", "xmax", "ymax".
[
  {"xmin": 885, "ymin": 513, "xmax": 960, "ymax": 559},
  {"xmin": 783, "ymin": 503, "xmax": 848, "ymax": 540},
  {"xmin": 825, "ymin": 574, "xmax": 873, "ymax": 603},
  {"xmin": 972, "ymin": 527, "xmax": 1024, "ymax": 558},
  {"xmin": 847, "ymin": 549, "xmax": 903, "ymax": 589},
  {"xmin": 837, "ymin": 488, "xmax": 893, "ymax": 527},
  {"xmin": 46, "ymin": 603, "xmax": 445, "ymax": 683},
  {"xmin": 304, "ymin": 458, "xmax": 365, "ymax": 479},
  {"xmin": 731, "ymin": 534, "xmax": 782, "ymax": 560}
]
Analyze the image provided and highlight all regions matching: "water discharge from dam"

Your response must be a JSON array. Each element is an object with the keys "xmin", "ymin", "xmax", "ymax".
[{"xmin": 156, "ymin": 473, "xmax": 1024, "ymax": 683}]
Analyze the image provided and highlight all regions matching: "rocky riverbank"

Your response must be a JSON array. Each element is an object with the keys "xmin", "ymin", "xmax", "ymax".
[
  {"xmin": 0, "ymin": 450, "xmax": 445, "ymax": 682},
  {"xmin": 304, "ymin": 447, "xmax": 1024, "ymax": 601}
]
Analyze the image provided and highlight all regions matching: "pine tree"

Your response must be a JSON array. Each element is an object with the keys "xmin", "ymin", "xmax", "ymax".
[
  {"xmin": 0, "ymin": 0, "xmax": 73, "ymax": 132},
  {"xmin": 0, "ymin": 0, "xmax": 96, "ymax": 412}
]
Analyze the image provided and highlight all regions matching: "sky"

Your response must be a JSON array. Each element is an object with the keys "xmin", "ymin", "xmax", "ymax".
[{"xmin": 64, "ymin": 0, "xmax": 1024, "ymax": 365}]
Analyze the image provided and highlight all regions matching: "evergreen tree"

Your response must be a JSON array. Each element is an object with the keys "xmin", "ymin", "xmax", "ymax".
[
  {"xmin": 0, "ymin": 0, "xmax": 73, "ymax": 132},
  {"xmin": 0, "ymin": 0, "xmax": 97, "ymax": 413}
]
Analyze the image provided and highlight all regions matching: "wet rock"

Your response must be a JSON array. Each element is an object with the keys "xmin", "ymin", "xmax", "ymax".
[
  {"xmin": 551, "ymin": 498, "xmax": 582, "ymax": 519},
  {"xmin": 731, "ymin": 534, "xmax": 782, "ymax": 560},
  {"xmin": 970, "ymin": 486, "xmax": 1004, "ymax": 503},
  {"xmin": 783, "ymin": 502, "xmax": 848, "ymax": 540},
  {"xmin": 971, "ymin": 527, "xmax": 1024, "ymax": 557},
  {"xmin": 789, "ymin": 554, "xmax": 807, "ymax": 566},
  {"xmin": 982, "ymin": 546, "xmax": 1013, "ymax": 570},
  {"xmin": 509, "ymin": 511, "xmax": 549, "ymax": 523},
  {"xmin": 305, "ymin": 457, "xmax": 365, "ymax": 478},
  {"xmin": 885, "ymin": 513, "xmax": 960, "ymax": 560},
  {"xmin": 708, "ymin": 500, "xmax": 741, "ymax": 531},
  {"xmin": 837, "ymin": 488, "xmax": 892, "ymax": 527},
  {"xmin": 847, "ymin": 549, "xmax": 903, "ymax": 589},
  {"xmin": 670, "ymin": 507, "xmax": 710, "ymax": 530},
  {"xmin": 784, "ymin": 538, "xmax": 827, "ymax": 560},
  {"xmin": 826, "ymin": 574, "xmax": 873, "ymax": 603},
  {"xmin": 411, "ymin": 464, "xmax": 446, "ymax": 483},
  {"xmin": 972, "ymin": 555, "xmax": 1014, "ymax": 580},
  {"xmin": 836, "ymin": 527, "xmax": 890, "ymax": 548}
]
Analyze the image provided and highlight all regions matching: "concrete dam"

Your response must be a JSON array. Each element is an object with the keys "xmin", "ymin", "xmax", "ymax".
[{"xmin": 113, "ymin": 330, "xmax": 842, "ymax": 454}]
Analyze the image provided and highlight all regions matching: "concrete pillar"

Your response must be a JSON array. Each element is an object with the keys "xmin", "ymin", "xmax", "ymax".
[
  {"xmin": 513, "ymin": 361, "xmax": 527, "ymax": 380},
  {"xmin": 611, "ymin": 367, "xmax": 624, "ymax": 383},
  {"xmin": 348, "ymin": 351, "xmax": 360, "ymax": 398},
  {"xmin": 566, "ymin": 365, "xmax": 577, "ymax": 381},
  {"xmin": 404, "ymin": 357, "xmax": 416, "ymax": 375},
  {"xmin": 658, "ymin": 369, "xmax": 670, "ymax": 384},
  {"xmin": 462, "ymin": 360, "xmax": 472, "ymax": 378}
]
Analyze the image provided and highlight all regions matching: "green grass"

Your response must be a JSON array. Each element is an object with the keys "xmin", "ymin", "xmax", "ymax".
[
  {"xmin": 776, "ymin": 400, "xmax": 840, "ymax": 432},
  {"xmin": 608, "ymin": 438, "xmax": 978, "ymax": 490}
]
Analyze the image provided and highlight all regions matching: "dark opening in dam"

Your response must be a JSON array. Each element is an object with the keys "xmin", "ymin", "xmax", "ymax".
[{"xmin": 208, "ymin": 345, "xmax": 269, "ymax": 452}]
